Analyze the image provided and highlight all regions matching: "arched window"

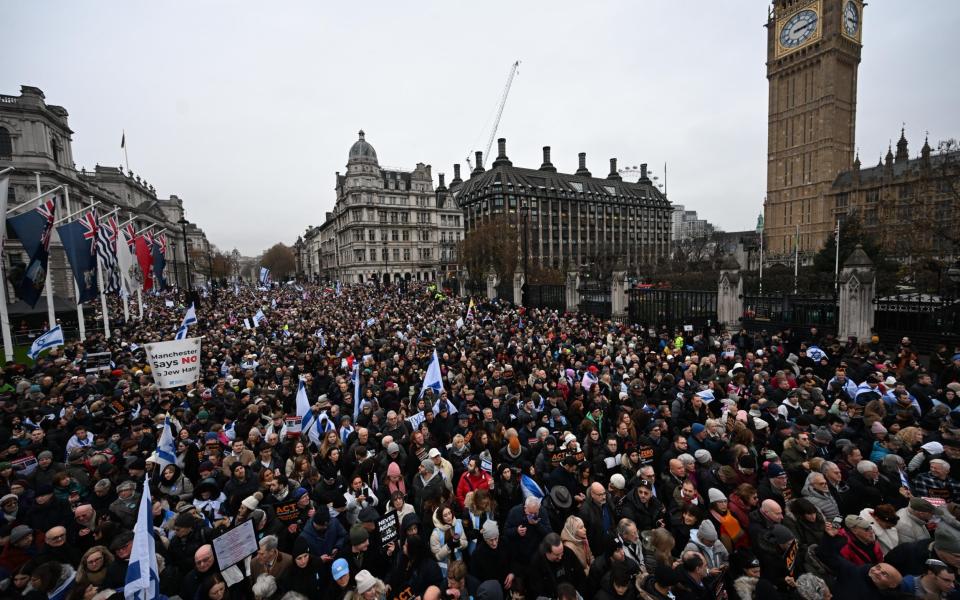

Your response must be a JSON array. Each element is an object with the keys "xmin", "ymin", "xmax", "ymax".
[
  {"xmin": 0, "ymin": 127, "xmax": 12, "ymax": 159},
  {"xmin": 50, "ymin": 137, "xmax": 60, "ymax": 164}
]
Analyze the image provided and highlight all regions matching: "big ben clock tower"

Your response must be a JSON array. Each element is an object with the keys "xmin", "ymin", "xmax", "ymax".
[{"xmin": 764, "ymin": 0, "xmax": 863, "ymax": 259}]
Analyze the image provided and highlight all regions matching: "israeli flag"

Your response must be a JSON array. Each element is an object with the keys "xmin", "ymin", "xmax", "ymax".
[
  {"xmin": 297, "ymin": 379, "xmax": 321, "ymax": 447},
  {"xmin": 243, "ymin": 318, "xmax": 251, "ymax": 329},
  {"xmin": 520, "ymin": 473, "xmax": 544, "ymax": 500},
  {"xmin": 175, "ymin": 303, "xmax": 197, "ymax": 340},
  {"xmin": 156, "ymin": 417, "xmax": 178, "ymax": 468},
  {"xmin": 433, "ymin": 398, "xmax": 458, "ymax": 416},
  {"xmin": 271, "ymin": 298, "xmax": 277, "ymax": 310},
  {"xmin": 259, "ymin": 267, "xmax": 270, "ymax": 285},
  {"xmin": 807, "ymin": 346, "xmax": 828, "ymax": 362},
  {"xmin": 352, "ymin": 363, "xmax": 363, "ymax": 421},
  {"xmin": 253, "ymin": 309, "xmax": 266, "ymax": 328},
  {"xmin": 28, "ymin": 326, "xmax": 64, "ymax": 361},
  {"xmin": 581, "ymin": 371, "xmax": 598, "ymax": 391},
  {"xmin": 124, "ymin": 473, "xmax": 160, "ymax": 600},
  {"xmin": 223, "ymin": 420, "xmax": 236, "ymax": 442},
  {"xmin": 695, "ymin": 389, "xmax": 716, "ymax": 404},
  {"xmin": 335, "ymin": 280, "xmax": 342, "ymax": 296},
  {"xmin": 418, "ymin": 349, "xmax": 445, "ymax": 399}
]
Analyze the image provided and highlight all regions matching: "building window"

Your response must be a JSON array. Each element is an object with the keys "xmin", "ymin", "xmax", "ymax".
[
  {"xmin": 50, "ymin": 137, "xmax": 60, "ymax": 164},
  {"xmin": 370, "ymin": 249, "xmax": 376, "ymax": 260},
  {"xmin": 0, "ymin": 127, "xmax": 12, "ymax": 159},
  {"xmin": 382, "ymin": 248, "xmax": 388, "ymax": 261},
  {"xmin": 392, "ymin": 230, "xmax": 399, "ymax": 241},
  {"xmin": 403, "ymin": 248, "xmax": 410, "ymax": 260},
  {"xmin": 368, "ymin": 230, "xmax": 376, "ymax": 241},
  {"xmin": 835, "ymin": 193, "xmax": 849, "ymax": 210},
  {"xmin": 866, "ymin": 189, "xmax": 879, "ymax": 203},
  {"xmin": 402, "ymin": 230, "xmax": 410, "ymax": 241},
  {"xmin": 393, "ymin": 249, "xmax": 400, "ymax": 261}
]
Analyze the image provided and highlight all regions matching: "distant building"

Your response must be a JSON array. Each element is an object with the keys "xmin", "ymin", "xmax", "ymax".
[
  {"xmin": 296, "ymin": 131, "xmax": 463, "ymax": 284},
  {"xmin": 452, "ymin": 139, "xmax": 672, "ymax": 274},
  {"xmin": 671, "ymin": 204, "xmax": 714, "ymax": 246}
]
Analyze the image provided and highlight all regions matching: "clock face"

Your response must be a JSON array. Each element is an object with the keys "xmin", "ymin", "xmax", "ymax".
[
  {"xmin": 844, "ymin": 1, "xmax": 859, "ymax": 36},
  {"xmin": 779, "ymin": 9, "xmax": 819, "ymax": 49}
]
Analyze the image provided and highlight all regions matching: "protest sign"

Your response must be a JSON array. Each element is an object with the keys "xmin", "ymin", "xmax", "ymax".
[
  {"xmin": 212, "ymin": 519, "xmax": 259, "ymax": 570},
  {"xmin": 12, "ymin": 456, "xmax": 38, "ymax": 477},
  {"xmin": 378, "ymin": 512, "xmax": 399, "ymax": 546},
  {"xmin": 84, "ymin": 352, "xmax": 112, "ymax": 374},
  {"xmin": 144, "ymin": 337, "xmax": 202, "ymax": 389}
]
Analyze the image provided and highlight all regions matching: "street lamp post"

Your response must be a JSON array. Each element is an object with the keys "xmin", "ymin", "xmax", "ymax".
[
  {"xmin": 206, "ymin": 239, "xmax": 214, "ymax": 287},
  {"xmin": 178, "ymin": 216, "xmax": 192, "ymax": 293},
  {"xmin": 383, "ymin": 239, "xmax": 388, "ymax": 286},
  {"xmin": 171, "ymin": 241, "xmax": 181, "ymax": 290}
]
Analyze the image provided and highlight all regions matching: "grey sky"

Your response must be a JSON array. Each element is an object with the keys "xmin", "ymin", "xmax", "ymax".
[{"xmin": 6, "ymin": 1, "xmax": 959, "ymax": 256}]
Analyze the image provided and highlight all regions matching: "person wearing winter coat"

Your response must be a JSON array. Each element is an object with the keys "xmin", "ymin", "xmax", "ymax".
[
  {"xmin": 470, "ymin": 521, "xmax": 514, "ymax": 590},
  {"xmin": 815, "ymin": 522, "xmax": 904, "ymax": 600},
  {"xmin": 158, "ymin": 463, "xmax": 195, "ymax": 503},
  {"xmin": 800, "ymin": 472, "xmax": 839, "ymax": 521},
  {"xmin": 462, "ymin": 489, "xmax": 496, "ymax": 556},
  {"xmin": 618, "ymin": 480, "xmax": 664, "ymax": 533},
  {"xmin": 682, "ymin": 521, "xmax": 729, "ymax": 573},
  {"xmin": 895, "ymin": 497, "xmax": 935, "ymax": 546},
  {"xmin": 857, "ymin": 503, "xmax": 900, "ymax": 554},
  {"xmin": 837, "ymin": 515, "xmax": 884, "ymax": 566},
  {"xmin": 560, "ymin": 515, "xmax": 594, "ymax": 577},
  {"xmin": 782, "ymin": 498, "xmax": 824, "ymax": 574},
  {"xmin": 428, "ymin": 504, "xmax": 467, "ymax": 570}
]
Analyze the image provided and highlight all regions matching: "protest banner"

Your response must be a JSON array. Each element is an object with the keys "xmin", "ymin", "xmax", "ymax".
[
  {"xmin": 378, "ymin": 512, "xmax": 399, "ymax": 546},
  {"xmin": 144, "ymin": 337, "xmax": 202, "ymax": 389},
  {"xmin": 84, "ymin": 352, "xmax": 113, "ymax": 374},
  {"xmin": 212, "ymin": 519, "xmax": 259, "ymax": 570}
]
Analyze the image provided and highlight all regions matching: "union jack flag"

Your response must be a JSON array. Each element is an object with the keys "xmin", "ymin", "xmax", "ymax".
[
  {"xmin": 79, "ymin": 211, "xmax": 99, "ymax": 255},
  {"xmin": 107, "ymin": 216, "xmax": 120, "ymax": 253},
  {"xmin": 158, "ymin": 233, "xmax": 168, "ymax": 255},
  {"xmin": 125, "ymin": 223, "xmax": 137, "ymax": 252},
  {"xmin": 37, "ymin": 198, "xmax": 56, "ymax": 250}
]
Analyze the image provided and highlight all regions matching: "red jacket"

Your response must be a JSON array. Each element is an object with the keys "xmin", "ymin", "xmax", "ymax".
[{"xmin": 456, "ymin": 470, "xmax": 492, "ymax": 509}]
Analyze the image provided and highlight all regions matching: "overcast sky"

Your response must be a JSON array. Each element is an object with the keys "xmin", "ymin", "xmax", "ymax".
[{"xmin": 6, "ymin": 2, "xmax": 960, "ymax": 256}]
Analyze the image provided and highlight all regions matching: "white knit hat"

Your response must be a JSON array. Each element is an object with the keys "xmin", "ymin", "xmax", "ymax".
[
  {"xmin": 242, "ymin": 492, "xmax": 262, "ymax": 511},
  {"xmin": 708, "ymin": 488, "xmax": 727, "ymax": 503},
  {"xmin": 355, "ymin": 570, "xmax": 377, "ymax": 594}
]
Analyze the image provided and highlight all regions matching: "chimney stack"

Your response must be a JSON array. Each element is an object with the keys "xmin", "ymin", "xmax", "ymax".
[
  {"xmin": 607, "ymin": 158, "xmax": 622, "ymax": 181},
  {"xmin": 575, "ymin": 152, "xmax": 591, "ymax": 177},
  {"xmin": 639, "ymin": 163, "xmax": 651, "ymax": 184},
  {"xmin": 453, "ymin": 163, "xmax": 462, "ymax": 183},
  {"xmin": 472, "ymin": 151, "xmax": 485, "ymax": 175},
  {"xmin": 492, "ymin": 138, "xmax": 512, "ymax": 167},
  {"xmin": 438, "ymin": 173, "xmax": 445, "ymax": 189},
  {"xmin": 540, "ymin": 146, "xmax": 556, "ymax": 172}
]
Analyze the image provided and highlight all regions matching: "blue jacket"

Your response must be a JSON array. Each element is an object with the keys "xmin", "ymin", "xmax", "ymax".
[{"xmin": 298, "ymin": 518, "xmax": 347, "ymax": 557}]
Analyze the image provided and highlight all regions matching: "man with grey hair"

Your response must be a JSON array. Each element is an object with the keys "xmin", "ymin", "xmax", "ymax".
[
  {"xmin": 913, "ymin": 458, "xmax": 960, "ymax": 504},
  {"xmin": 252, "ymin": 574, "xmax": 278, "ymax": 600},
  {"xmin": 504, "ymin": 495, "xmax": 551, "ymax": 578},
  {"xmin": 251, "ymin": 534, "xmax": 292, "ymax": 580}
]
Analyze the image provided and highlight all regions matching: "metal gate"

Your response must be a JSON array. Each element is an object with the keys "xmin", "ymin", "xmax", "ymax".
[
  {"xmin": 495, "ymin": 281, "xmax": 514, "ymax": 304},
  {"xmin": 741, "ymin": 293, "xmax": 838, "ymax": 335},
  {"xmin": 523, "ymin": 284, "xmax": 566, "ymax": 312},
  {"xmin": 627, "ymin": 288, "xmax": 717, "ymax": 330},
  {"xmin": 579, "ymin": 284, "xmax": 611, "ymax": 318},
  {"xmin": 873, "ymin": 293, "xmax": 960, "ymax": 351}
]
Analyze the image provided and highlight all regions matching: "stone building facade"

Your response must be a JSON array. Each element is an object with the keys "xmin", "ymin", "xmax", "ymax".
[
  {"xmin": 0, "ymin": 85, "xmax": 211, "ymax": 316},
  {"xmin": 297, "ymin": 131, "xmax": 463, "ymax": 284},
  {"xmin": 453, "ymin": 139, "xmax": 672, "ymax": 274}
]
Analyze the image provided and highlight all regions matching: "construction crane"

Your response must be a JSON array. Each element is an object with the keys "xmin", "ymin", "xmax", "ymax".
[{"xmin": 466, "ymin": 60, "xmax": 520, "ymax": 171}]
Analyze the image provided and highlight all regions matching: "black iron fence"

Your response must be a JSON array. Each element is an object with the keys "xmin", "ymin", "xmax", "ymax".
[
  {"xmin": 523, "ymin": 284, "xmax": 566, "ymax": 312},
  {"xmin": 741, "ymin": 292, "xmax": 838, "ymax": 334},
  {"xmin": 495, "ymin": 281, "xmax": 514, "ymax": 304},
  {"xmin": 579, "ymin": 284, "xmax": 612, "ymax": 318},
  {"xmin": 465, "ymin": 280, "xmax": 485, "ymax": 297},
  {"xmin": 873, "ymin": 294, "xmax": 960, "ymax": 351},
  {"xmin": 627, "ymin": 288, "xmax": 717, "ymax": 330}
]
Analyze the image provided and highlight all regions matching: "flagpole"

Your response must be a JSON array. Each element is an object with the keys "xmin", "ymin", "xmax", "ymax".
[
  {"xmin": 54, "ymin": 200, "xmax": 102, "ymax": 225},
  {"xmin": 793, "ymin": 223, "xmax": 799, "ymax": 295},
  {"xmin": 834, "ymin": 219, "xmax": 840, "ymax": 293},
  {"xmin": 64, "ymin": 187, "xmax": 86, "ymax": 341},
  {"xmin": 0, "ymin": 174, "xmax": 14, "ymax": 362},
  {"xmin": 6, "ymin": 185, "xmax": 64, "ymax": 216},
  {"xmin": 91, "ymin": 199, "xmax": 110, "ymax": 339},
  {"xmin": 36, "ymin": 173, "xmax": 56, "ymax": 330},
  {"xmin": 137, "ymin": 288, "xmax": 143, "ymax": 320},
  {"xmin": 122, "ymin": 130, "xmax": 129, "ymax": 174}
]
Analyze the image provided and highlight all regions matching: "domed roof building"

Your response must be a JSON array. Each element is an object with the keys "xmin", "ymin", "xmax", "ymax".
[{"xmin": 302, "ymin": 130, "xmax": 464, "ymax": 285}]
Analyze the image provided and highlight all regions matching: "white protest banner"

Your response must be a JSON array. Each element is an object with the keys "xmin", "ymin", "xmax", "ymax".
[
  {"xmin": 144, "ymin": 337, "xmax": 202, "ymax": 389},
  {"xmin": 212, "ymin": 519, "xmax": 259, "ymax": 570}
]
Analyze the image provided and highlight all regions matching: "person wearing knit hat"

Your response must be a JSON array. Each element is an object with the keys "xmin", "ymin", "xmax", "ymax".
[
  {"xmin": 694, "ymin": 449, "xmax": 711, "ymax": 464},
  {"xmin": 480, "ymin": 520, "xmax": 499, "ymax": 542},
  {"xmin": 354, "ymin": 570, "xmax": 383, "ymax": 598},
  {"xmin": 349, "ymin": 524, "xmax": 369, "ymax": 549},
  {"xmin": 708, "ymin": 488, "xmax": 726, "ymax": 504},
  {"xmin": 241, "ymin": 492, "xmax": 263, "ymax": 513},
  {"xmin": 683, "ymin": 519, "xmax": 729, "ymax": 571}
]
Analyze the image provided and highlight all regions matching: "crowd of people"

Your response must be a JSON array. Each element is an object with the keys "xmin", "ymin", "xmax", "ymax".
[{"xmin": 1, "ymin": 280, "xmax": 960, "ymax": 600}]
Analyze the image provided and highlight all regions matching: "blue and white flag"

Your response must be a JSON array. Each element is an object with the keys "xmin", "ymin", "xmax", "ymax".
[
  {"xmin": 223, "ymin": 421, "xmax": 236, "ymax": 442},
  {"xmin": 156, "ymin": 416, "xmax": 177, "ymax": 468},
  {"xmin": 433, "ymin": 398, "xmax": 458, "ymax": 416},
  {"xmin": 253, "ymin": 309, "xmax": 266, "ymax": 328},
  {"xmin": 807, "ymin": 346, "xmax": 828, "ymax": 362},
  {"xmin": 124, "ymin": 473, "xmax": 160, "ymax": 600},
  {"xmin": 695, "ymin": 389, "xmax": 716, "ymax": 404},
  {"xmin": 296, "ymin": 379, "xmax": 321, "ymax": 447},
  {"xmin": 28, "ymin": 325, "xmax": 64, "ymax": 361},
  {"xmin": 335, "ymin": 280, "xmax": 342, "ymax": 296},
  {"xmin": 174, "ymin": 303, "xmax": 197, "ymax": 340},
  {"xmin": 352, "ymin": 363, "xmax": 363, "ymax": 421},
  {"xmin": 259, "ymin": 267, "xmax": 271, "ymax": 286},
  {"xmin": 520, "ymin": 473, "xmax": 544, "ymax": 500},
  {"xmin": 419, "ymin": 349, "xmax": 445, "ymax": 399},
  {"xmin": 271, "ymin": 298, "xmax": 277, "ymax": 310},
  {"xmin": 581, "ymin": 371, "xmax": 598, "ymax": 391}
]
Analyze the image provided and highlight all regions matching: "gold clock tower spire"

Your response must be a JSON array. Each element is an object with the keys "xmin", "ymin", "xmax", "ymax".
[{"xmin": 764, "ymin": 0, "xmax": 863, "ymax": 260}]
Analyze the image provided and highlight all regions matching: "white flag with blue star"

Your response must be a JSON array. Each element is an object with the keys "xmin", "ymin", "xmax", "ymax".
[
  {"xmin": 174, "ymin": 303, "xmax": 197, "ymax": 340},
  {"xmin": 124, "ymin": 473, "xmax": 160, "ymax": 600},
  {"xmin": 296, "ymin": 379, "xmax": 321, "ymax": 446},
  {"xmin": 419, "ymin": 349, "xmax": 445, "ymax": 399},
  {"xmin": 28, "ymin": 326, "xmax": 64, "ymax": 361},
  {"xmin": 156, "ymin": 416, "xmax": 177, "ymax": 468}
]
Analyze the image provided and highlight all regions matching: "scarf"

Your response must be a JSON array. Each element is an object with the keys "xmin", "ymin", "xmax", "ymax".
[{"xmin": 560, "ymin": 519, "xmax": 594, "ymax": 573}]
